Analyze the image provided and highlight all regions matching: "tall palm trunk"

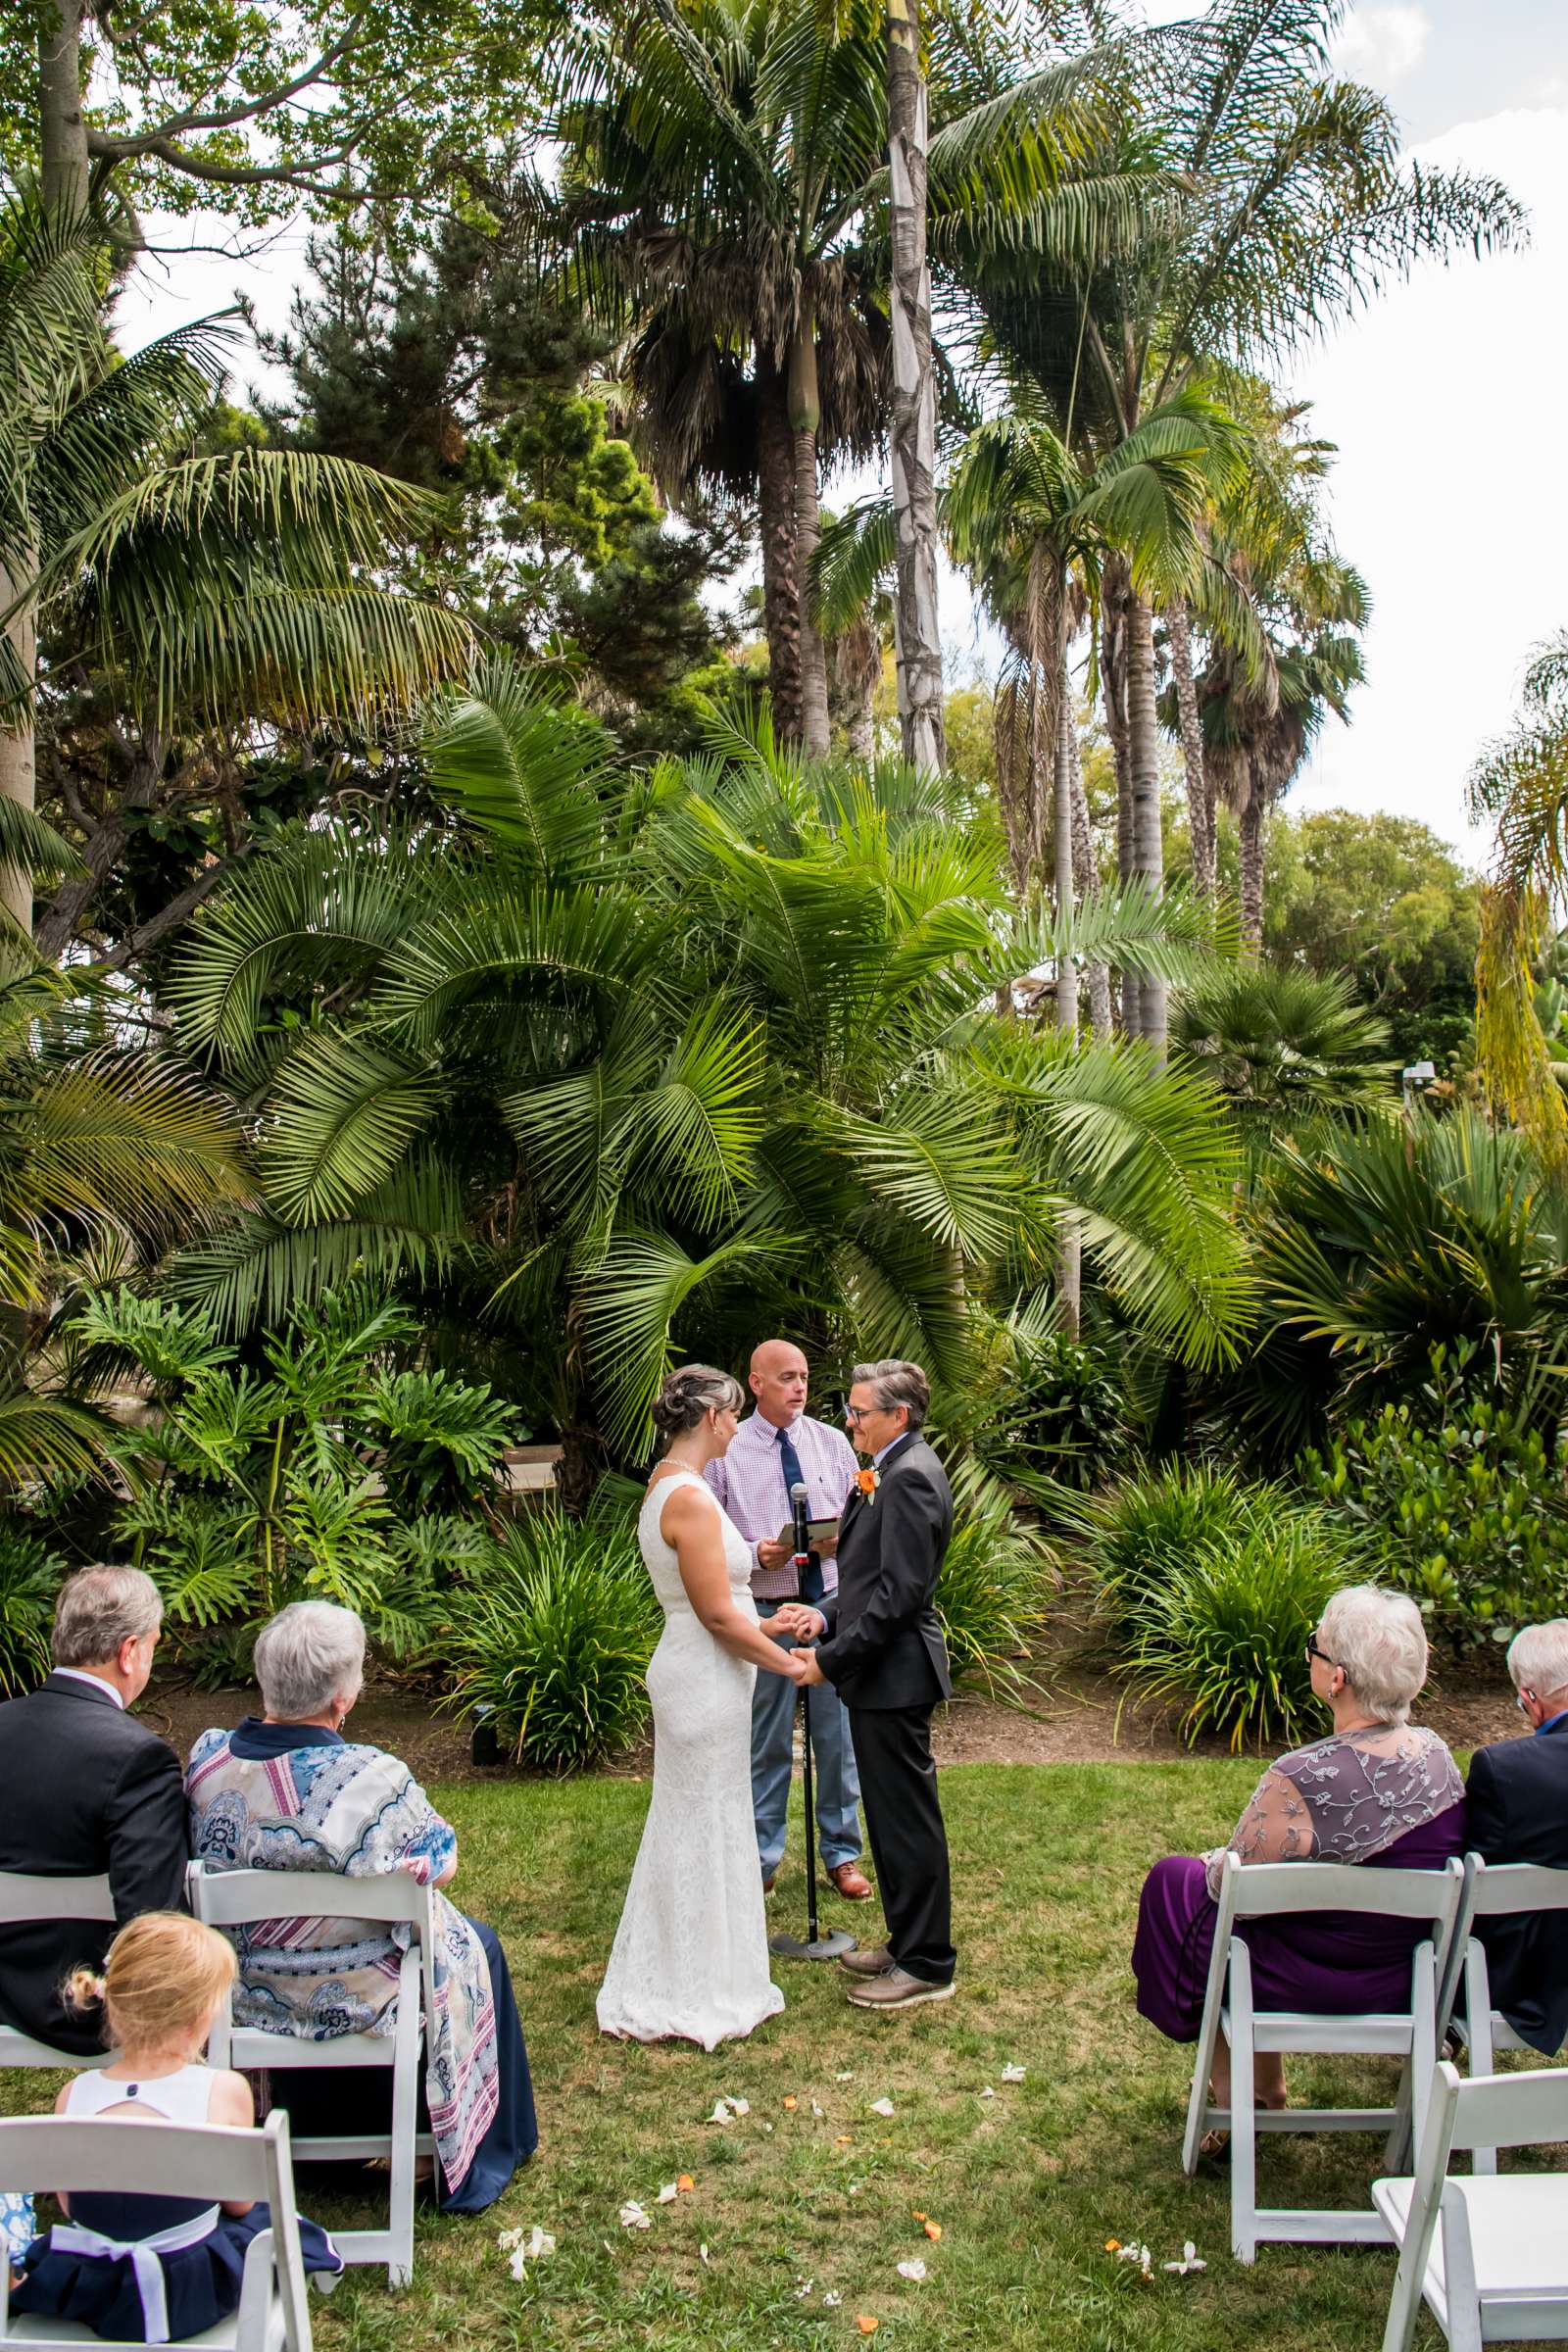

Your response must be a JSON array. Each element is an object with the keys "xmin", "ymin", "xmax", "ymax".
[
  {"xmin": 1124, "ymin": 589, "xmax": 1166, "ymax": 1055},
  {"xmin": 0, "ymin": 580, "xmax": 36, "ymax": 933},
  {"xmin": 38, "ymin": 0, "xmax": 90, "ymax": 214},
  {"xmin": 886, "ymin": 0, "xmax": 945, "ymax": 774},
  {"xmin": 1101, "ymin": 563, "xmax": 1137, "ymax": 1035},
  {"xmin": 788, "ymin": 324, "xmax": 830, "ymax": 757},
  {"xmin": 1166, "ymin": 598, "xmax": 1213, "ymax": 896},
  {"xmin": 757, "ymin": 360, "xmax": 805, "ymax": 746},
  {"xmin": 1066, "ymin": 678, "xmax": 1111, "ymax": 1040},
  {"xmin": 1239, "ymin": 780, "xmax": 1265, "ymax": 955},
  {"xmin": 1052, "ymin": 613, "xmax": 1081, "ymax": 1332}
]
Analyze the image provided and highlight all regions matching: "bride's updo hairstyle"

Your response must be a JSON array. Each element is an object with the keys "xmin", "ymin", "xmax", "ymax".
[{"xmin": 651, "ymin": 1363, "xmax": 744, "ymax": 1450}]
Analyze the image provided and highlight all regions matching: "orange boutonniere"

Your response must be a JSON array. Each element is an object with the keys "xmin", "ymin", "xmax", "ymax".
[{"xmin": 856, "ymin": 1466, "xmax": 880, "ymax": 1504}]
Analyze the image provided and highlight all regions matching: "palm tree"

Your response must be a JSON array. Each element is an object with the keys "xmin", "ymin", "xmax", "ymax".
[
  {"xmin": 168, "ymin": 660, "xmax": 1252, "ymax": 1457},
  {"xmin": 966, "ymin": 0, "xmax": 1520, "ymax": 1051},
  {"xmin": 1195, "ymin": 546, "xmax": 1367, "ymax": 953},
  {"xmin": 551, "ymin": 0, "xmax": 1159, "ymax": 756},
  {"xmin": 0, "ymin": 192, "xmax": 472, "ymax": 935},
  {"xmin": 1470, "ymin": 632, "xmax": 1568, "ymax": 1159},
  {"xmin": 1171, "ymin": 963, "xmax": 1394, "ymax": 1136},
  {"xmin": 0, "ymin": 949, "xmax": 249, "ymax": 1491}
]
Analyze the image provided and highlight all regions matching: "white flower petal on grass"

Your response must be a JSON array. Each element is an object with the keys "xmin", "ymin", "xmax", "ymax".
[
  {"xmin": 524, "ymin": 2229, "xmax": 555, "ymax": 2260},
  {"xmin": 618, "ymin": 2202, "xmax": 652, "ymax": 2230},
  {"xmin": 868, "ymin": 2098, "xmax": 895, "ymax": 2118},
  {"xmin": 497, "ymin": 2228, "xmax": 523, "ymax": 2253},
  {"xmin": 978, "ymin": 2086, "xmax": 996, "ymax": 2100},
  {"xmin": 823, "ymin": 2291, "xmax": 842, "ymax": 2308},
  {"xmin": 721, "ymin": 2095, "xmax": 750, "ymax": 2116},
  {"xmin": 658, "ymin": 2182, "xmax": 679, "ymax": 2205},
  {"xmin": 834, "ymin": 2071, "xmax": 854, "ymax": 2082},
  {"xmin": 700, "ymin": 2244, "xmax": 710, "ymax": 2265},
  {"xmin": 811, "ymin": 2101, "xmax": 825, "ymax": 2118},
  {"xmin": 896, "ymin": 2260, "xmax": 927, "ymax": 2283},
  {"xmin": 795, "ymin": 2279, "xmax": 814, "ymax": 2299},
  {"xmin": 706, "ymin": 2102, "xmax": 732, "ymax": 2126},
  {"xmin": 1001, "ymin": 2063, "xmax": 1027, "ymax": 2083},
  {"xmin": 508, "ymin": 2249, "xmax": 529, "ymax": 2282},
  {"xmin": 1162, "ymin": 2242, "xmax": 1207, "ymax": 2276}
]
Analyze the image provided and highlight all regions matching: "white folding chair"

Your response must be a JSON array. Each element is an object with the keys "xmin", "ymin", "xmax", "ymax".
[
  {"xmin": 1182, "ymin": 1852, "xmax": 1464, "ymax": 2261},
  {"xmin": 0, "ymin": 1876, "xmax": 116, "ymax": 2070},
  {"xmin": 1375, "ymin": 2060, "xmax": 1568, "ymax": 2351},
  {"xmin": 0, "ymin": 2109, "xmax": 314, "ymax": 2352},
  {"xmin": 1433, "ymin": 1855, "xmax": 1568, "ymax": 2175},
  {"xmin": 188, "ymin": 1864, "xmax": 436, "ymax": 2287}
]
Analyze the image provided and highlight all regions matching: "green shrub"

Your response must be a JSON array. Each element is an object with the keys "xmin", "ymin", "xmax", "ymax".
[
  {"xmin": 934, "ymin": 1493, "xmax": 1055, "ymax": 1701},
  {"xmin": 1069, "ymin": 1461, "xmax": 1261, "ymax": 1634},
  {"xmin": 1301, "ymin": 1394, "xmax": 1568, "ymax": 1648},
  {"xmin": 0, "ymin": 1526, "xmax": 62, "ymax": 1694},
  {"xmin": 973, "ymin": 1331, "xmax": 1127, "ymax": 1501},
  {"xmin": 1120, "ymin": 1509, "xmax": 1358, "ymax": 1751},
  {"xmin": 440, "ymin": 1512, "xmax": 662, "ymax": 1773}
]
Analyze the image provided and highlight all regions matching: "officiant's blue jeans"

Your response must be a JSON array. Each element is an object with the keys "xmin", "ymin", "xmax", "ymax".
[{"xmin": 752, "ymin": 1633, "xmax": 862, "ymax": 1876}]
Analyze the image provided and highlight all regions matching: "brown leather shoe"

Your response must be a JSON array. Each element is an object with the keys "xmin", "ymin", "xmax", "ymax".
[
  {"xmin": 838, "ymin": 1941, "xmax": 894, "ymax": 1978},
  {"xmin": 825, "ymin": 1862, "xmax": 873, "ymax": 1901},
  {"xmin": 761, "ymin": 1873, "xmax": 776, "ymax": 1894},
  {"xmin": 846, "ymin": 1965, "xmax": 956, "ymax": 2011}
]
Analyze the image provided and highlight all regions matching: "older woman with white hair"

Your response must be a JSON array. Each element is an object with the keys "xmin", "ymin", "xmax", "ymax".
[
  {"xmin": 1132, "ymin": 1585, "xmax": 1465, "ymax": 2139},
  {"xmin": 186, "ymin": 1601, "xmax": 535, "ymax": 2211}
]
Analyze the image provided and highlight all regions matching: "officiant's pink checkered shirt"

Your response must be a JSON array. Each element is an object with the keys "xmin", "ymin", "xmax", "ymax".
[{"xmin": 705, "ymin": 1411, "xmax": 860, "ymax": 1600}]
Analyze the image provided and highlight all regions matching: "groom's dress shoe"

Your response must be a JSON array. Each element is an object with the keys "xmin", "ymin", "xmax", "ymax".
[
  {"xmin": 838, "ymin": 1942, "xmax": 894, "ymax": 1977},
  {"xmin": 846, "ymin": 1965, "xmax": 956, "ymax": 2011},
  {"xmin": 761, "ymin": 1873, "xmax": 776, "ymax": 1894},
  {"xmin": 826, "ymin": 1862, "xmax": 872, "ymax": 1901}
]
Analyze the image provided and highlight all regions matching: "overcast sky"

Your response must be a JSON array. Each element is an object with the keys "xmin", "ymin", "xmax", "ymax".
[{"xmin": 117, "ymin": 0, "xmax": 1568, "ymax": 867}]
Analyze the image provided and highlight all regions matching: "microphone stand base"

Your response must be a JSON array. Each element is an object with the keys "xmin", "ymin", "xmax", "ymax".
[{"xmin": 769, "ymin": 1927, "xmax": 858, "ymax": 1962}]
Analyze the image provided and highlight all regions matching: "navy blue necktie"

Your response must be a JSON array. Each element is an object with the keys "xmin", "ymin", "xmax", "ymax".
[{"xmin": 778, "ymin": 1424, "xmax": 824, "ymax": 1604}]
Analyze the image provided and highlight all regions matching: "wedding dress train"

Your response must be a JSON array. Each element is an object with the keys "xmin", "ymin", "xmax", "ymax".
[{"xmin": 597, "ymin": 1467, "xmax": 785, "ymax": 2046}]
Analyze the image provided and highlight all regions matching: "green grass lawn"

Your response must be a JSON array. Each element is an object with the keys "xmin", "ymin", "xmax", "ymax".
[{"xmin": 7, "ymin": 1758, "xmax": 1533, "ymax": 2350}]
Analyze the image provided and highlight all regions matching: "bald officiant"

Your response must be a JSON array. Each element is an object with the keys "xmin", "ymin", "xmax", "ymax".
[{"xmin": 705, "ymin": 1342, "xmax": 870, "ymax": 1901}]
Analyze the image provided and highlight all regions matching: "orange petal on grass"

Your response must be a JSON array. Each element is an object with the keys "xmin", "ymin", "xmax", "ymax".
[
  {"xmin": 911, "ymin": 2211, "xmax": 927, "ymax": 2223},
  {"xmin": 835, "ymin": 2134, "xmax": 854, "ymax": 2145},
  {"xmin": 677, "ymin": 2176, "xmax": 695, "ymax": 2193},
  {"xmin": 923, "ymin": 2222, "xmax": 942, "ymax": 2241},
  {"xmin": 783, "ymin": 2097, "xmax": 798, "ymax": 2111},
  {"xmin": 1104, "ymin": 2239, "xmax": 1121, "ymax": 2253},
  {"xmin": 856, "ymin": 2319, "xmax": 879, "ymax": 2336}
]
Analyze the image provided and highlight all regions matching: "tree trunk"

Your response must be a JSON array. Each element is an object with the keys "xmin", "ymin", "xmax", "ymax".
[
  {"xmin": 1066, "ymin": 666, "xmax": 1111, "ymax": 1040},
  {"xmin": 38, "ymin": 0, "xmax": 90, "ymax": 216},
  {"xmin": 1239, "ymin": 781, "xmax": 1265, "ymax": 956},
  {"xmin": 886, "ymin": 0, "xmax": 945, "ymax": 775},
  {"xmin": 1166, "ymin": 598, "xmax": 1213, "ymax": 897},
  {"xmin": 1053, "ymin": 630, "xmax": 1077, "ymax": 1036},
  {"xmin": 0, "ymin": 564, "xmax": 37, "ymax": 938},
  {"xmin": 1124, "ymin": 589, "xmax": 1165, "ymax": 1056},
  {"xmin": 828, "ymin": 621, "xmax": 879, "ymax": 766},
  {"xmin": 1101, "ymin": 563, "xmax": 1136, "ymax": 1035},
  {"xmin": 788, "ymin": 325, "xmax": 830, "ymax": 758},
  {"xmin": 757, "ymin": 360, "xmax": 805, "ymax": 747}
]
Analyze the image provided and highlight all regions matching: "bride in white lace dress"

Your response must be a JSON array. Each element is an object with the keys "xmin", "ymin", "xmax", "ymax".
[{"xmin": 598, "ymin": 1364, "xmax": 813, "ymax": 2047}]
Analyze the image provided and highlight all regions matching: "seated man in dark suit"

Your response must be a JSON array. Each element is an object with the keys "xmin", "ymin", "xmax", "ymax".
[
  {"xmin": 0, "ymin": 1564, "xmax": 188, "ymax": 2053},
  {"xmin": 1464, "ymin": 1618, "xmax": 1568, "ymax": 2055}
]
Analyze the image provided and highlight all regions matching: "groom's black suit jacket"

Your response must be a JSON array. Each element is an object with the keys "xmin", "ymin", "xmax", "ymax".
[{"xmin": 814, "ymin": 1432, "xmax": 953, "ymax": 1711}]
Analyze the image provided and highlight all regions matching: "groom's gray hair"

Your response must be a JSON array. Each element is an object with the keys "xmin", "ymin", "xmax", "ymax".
[{"xmin": 854, "ymin": 1359, "xmax": 929, "ymax": 1430}]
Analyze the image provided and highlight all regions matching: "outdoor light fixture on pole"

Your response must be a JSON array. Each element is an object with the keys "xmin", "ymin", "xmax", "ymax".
[{"xmin": 1400, "ymin": 1060, "xmax": 1436, "ymax": 1122}]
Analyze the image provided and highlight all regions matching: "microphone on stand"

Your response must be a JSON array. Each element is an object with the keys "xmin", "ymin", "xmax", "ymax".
[{"xmin": 790, "ymin": 1479, "xmax": 812, "ymax": 1569}]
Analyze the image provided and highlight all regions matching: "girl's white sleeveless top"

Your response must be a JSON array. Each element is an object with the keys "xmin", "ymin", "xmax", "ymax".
[{"xmin": 65, "ymin": 2064, "xmax": 217, "ymax": 2124}]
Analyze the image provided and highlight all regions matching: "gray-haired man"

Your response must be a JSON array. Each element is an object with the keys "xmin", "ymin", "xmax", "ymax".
[
  {"xmin": 0, "ymin": 1565, "xmax": 188, "ymax": 2053},
  {"xmin": 797, "ymin": 1360, "xmax": 956, "ymax": 2011}
]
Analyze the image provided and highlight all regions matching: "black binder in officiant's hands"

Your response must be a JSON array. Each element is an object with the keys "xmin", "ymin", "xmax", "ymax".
[{"xmin": 774, "ymin": 1515, "xmax": 840, "ymax": 1548}]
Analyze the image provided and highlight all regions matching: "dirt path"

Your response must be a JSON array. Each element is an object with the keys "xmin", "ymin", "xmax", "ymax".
[{"xmin": 145, "ymin": 1595, "xmax": 1522, "ymax": 1783}]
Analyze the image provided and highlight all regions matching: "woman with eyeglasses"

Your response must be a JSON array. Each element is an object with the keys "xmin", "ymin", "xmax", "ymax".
[{"xmin": 1131, "ymin": 1585, "xmax": 1465, "ymax": 2151}]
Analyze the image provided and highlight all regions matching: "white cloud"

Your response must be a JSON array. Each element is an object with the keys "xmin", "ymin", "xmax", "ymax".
[{"xmin": 1331, "ymin": 4, "xmax": 1432, "ymax": 87}]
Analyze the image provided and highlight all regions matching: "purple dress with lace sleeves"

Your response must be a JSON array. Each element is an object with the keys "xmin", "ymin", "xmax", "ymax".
[{"xmin": 1132, "ymin": 1725, "xmax": 1466, "ymax": 2041}]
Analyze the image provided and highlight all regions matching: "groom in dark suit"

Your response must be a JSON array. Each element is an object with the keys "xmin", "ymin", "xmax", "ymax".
[{"xmin": 797, "ymin": 1359, "xmax": 956, "ymax": 2010}]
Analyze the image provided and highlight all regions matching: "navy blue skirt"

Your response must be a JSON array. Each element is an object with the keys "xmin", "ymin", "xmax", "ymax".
[{"xmin": 13, "ymin": 2205, "xmax": 342, "ymax": 2343}]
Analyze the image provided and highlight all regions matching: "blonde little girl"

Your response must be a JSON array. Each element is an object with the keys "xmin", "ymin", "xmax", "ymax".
[{"xmin": 11, "ymin": 1912, "xmax": 341, "ymax": 2343}]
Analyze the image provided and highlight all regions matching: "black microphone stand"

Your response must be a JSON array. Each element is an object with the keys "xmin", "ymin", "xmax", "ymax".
[{"xmin": 768, "ymin": 1486, "xmax": 854, "ymax": 1964}]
